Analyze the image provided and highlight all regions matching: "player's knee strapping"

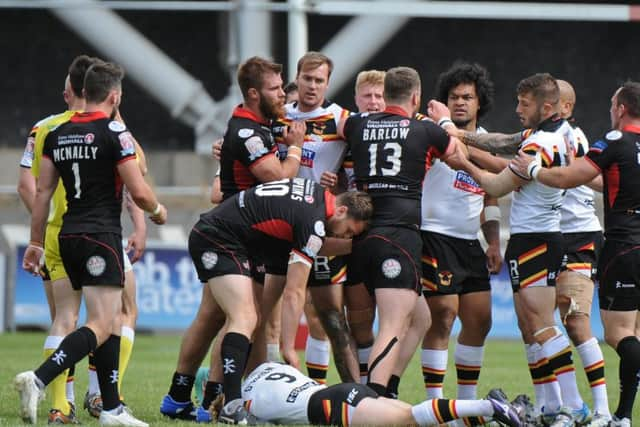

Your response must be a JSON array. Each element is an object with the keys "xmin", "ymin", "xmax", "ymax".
[{"xmin": 556, "ymin": 270, "xmax": 594, "ymax": 323}]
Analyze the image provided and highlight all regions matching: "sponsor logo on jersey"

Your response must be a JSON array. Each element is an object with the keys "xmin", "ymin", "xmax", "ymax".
[
  {"xmin": 245, "ymin": 136, "xmax": 268, "ymax": 161},
  {"xmin": 301, "ymin": 147, "xmax": 316, "ymax": 168},
  {"xmin": 314, "ymin": 220, "xmax": 326, "ymax": 237},
  {"xmin": 286, "ymin": 381, "xmax": 317, "ymax": 403},
  {"xmin": 605, "ymin": 130, "xmax": 622, "ymax": 141},
  {"xmin": 238, "ymin": 128, "xmax": 254, "ymax": 138},
  {"xmin": 399, "ymin": 119, "xmax": 410, "ymax": 127},
  {"xmin": 119, "ymin": 132, "xmax": 136, "ymax": 156},
  {"xmin": 86, "ymin": 255, "xmax": 106, "ymax": 276},
  {"xmin": 589, "ymin": 140, "xmax": 608, "ymax": 154},
  {"xmin": 201, "ymin": 252, "xmax": 218, "ymax": 270},
  {"xmin": 302, "ymin": 234, "xmax": 323, "ymax": 258},
  {"xmin": 381, "ymin": 258, "xmax": 401, "ymax": 279},
  {"xmin": 453, "ymin": 171, "xmax": 484, "ymax": 194},
  {"xmin": 108, "ymin": 121, "xmax": 127, "ymax": 132},
  {"xmin": 84, "ymin": 133, "xmax": 95, "ymax": 144}
]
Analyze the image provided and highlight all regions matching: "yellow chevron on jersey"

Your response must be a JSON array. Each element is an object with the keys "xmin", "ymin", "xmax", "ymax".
[{"xmin": 31, "ymin": 110, "xmax": 78, "ymax": 227}]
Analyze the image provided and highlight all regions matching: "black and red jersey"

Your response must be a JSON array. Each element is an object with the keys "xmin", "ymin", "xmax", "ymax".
[
  {"xmin": 586, "ymin": 125, "xmax": 640, "ymax": 244},
  {"xmin": 199, "ymin": 178, "xmax": 331, "ymax": 264},
  {"xmin": 42, "ymin": 111, "xmax": 137, "ymax": 234},
  {"xmin": 344, "ymin": 106, "xmax": 451, "ymax": 227},
  {"xmin": 219, "ymin": 105, "xmax": 278, "ymax": 200}
]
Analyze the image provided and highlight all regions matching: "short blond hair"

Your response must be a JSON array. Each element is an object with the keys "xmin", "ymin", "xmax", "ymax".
[{"xmin": 355, "ymin": 70, "xmax": 385, "ymax": 93}]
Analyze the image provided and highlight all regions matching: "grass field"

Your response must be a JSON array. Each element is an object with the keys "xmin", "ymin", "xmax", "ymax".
[{"xmin": 0, "ymin": 332, "xmax": 637, "ymax": 425}]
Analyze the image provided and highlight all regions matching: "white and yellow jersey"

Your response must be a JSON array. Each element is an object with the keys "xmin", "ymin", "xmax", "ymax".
[
  {"xmin": 242, "ymin": 362, "xmax": 326, "ymax": 425},
  {"xmin": 558, "ymin": 123, "xmax": 601, "ymax": 233},
  {"xmin": 273, "ymin": 100, "xmax": 350, "ymax": 184},
  {"xmin": 421, "ymin": 126, "xmax": 487, "ymax": 239},
  {"xmin": 510, "ymin": 119, "xmax": 567, "ymax": 234}
]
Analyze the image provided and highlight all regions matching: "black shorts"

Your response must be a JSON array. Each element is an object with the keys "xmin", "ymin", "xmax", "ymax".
[
  {"xmin": 349, "ymin": 226, "xmax": 422, "ymax": 295},
  {"xmin": 504, "ymin": 232, "xmax": 564, "ymax": 293},
  {"xmin": 597, "ymin": 240, "xmax": 640, "ymax": 311},
  {"xmin": 561, "ymin": 231, "xmax": 603, "ymax": 279},
  {"xmin": 307, "ymin": 383, "xmax": 378, "ymax": 426},
  {"xmin": 308, "ymin": 255, "xmax": 347, "ymax": 287},
  {"xmin": 58, "ymin": 232, "xmax": 125, "ymax": 290},
  {"xmin": 189, "ymin": 223, "xmax": 252, "ymax": 283},
  {"xmin": 421, "ymin": 231, "xmax": 490, "ymax": 297}
]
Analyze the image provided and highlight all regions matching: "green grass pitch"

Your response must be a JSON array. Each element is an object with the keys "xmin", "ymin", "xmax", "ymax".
[{"xmin": 0, "ymin": 332, "xmax": 637, "ymax": 425}]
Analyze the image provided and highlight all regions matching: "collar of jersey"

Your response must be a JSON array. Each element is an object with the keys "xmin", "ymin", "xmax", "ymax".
[
  {"xmin": 383, "ymin": 105, "xmax": 410, "ymax": 117},
  {"xmin": 623, "ymin": 124, "xmax": 640, "ymax": 134},
  {"xmin": 233, "ymin": 104, "xmax": 270, "ymax": 125},
  {"xmin": 324, "ymin": 190, "xmax": 336, "ymax": 219},
  {"xmin": 536, "ymin": 114, "xmax": 563, "ymax": 132},
  {"xmin": 70, "ymin": 110, "xmax": 108, "ymax": 123}
]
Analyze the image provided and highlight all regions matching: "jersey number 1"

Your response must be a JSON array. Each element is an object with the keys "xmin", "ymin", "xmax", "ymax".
[
  {"xmin": 71, "ymin": 162, "xmax": 82, "ymax": 199},
  {"xmin": 368, "ymin": 142, "xmax": 402, "ymax": 176}
]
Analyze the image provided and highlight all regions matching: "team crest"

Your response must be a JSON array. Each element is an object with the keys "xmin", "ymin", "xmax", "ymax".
[
  {"xmin": 86, "ymin": 256, "xmax": 106, "ymax": 277},
  {"xmin": 244, "ymin": 136, "xmax": 268, "ymax": 161},
  {"xmin": 302, "ymin": 235, "xmax": 323, "ymax": 258},
  {"xmin": 238, "ymin": 128, "xmax": 254, "ymax": 138},
  {"xmin": 438, "ymin": 271, "xmax": 453, "ymax": 286},
  {"xmin": 108, "ymin": 121, "xmax": 126, "ymax": 132},
  {"xmin": 201, "ymin": 252, "xmax": 218, "ymax": 270},
  {"xmin": 314, "ymin": 220, "xmax": 326, "ymax": 237},
  {"xmin": 304, "ymin": 195, "xmax": 315, "ymax": 204},
  {"xmin": 119, "ymin": 132, "xmax": 136, "ymax": 155},
  {"xmin": 310, "ymin": 121, "xmax": 327, "ymax": 135},
  {"xmin": 399, "ymin": 119, "xmax": 410, "ymax": 127},
  {"xmin": 381, "ymin": 258, "xmax": 401, "ymax": 279},
  {"xmin": 605, "ymin": 130, "xmax": 622, "ymax": 141}
]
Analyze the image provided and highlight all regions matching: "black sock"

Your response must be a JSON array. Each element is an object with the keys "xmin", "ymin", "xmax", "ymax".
[
  {"xmin": 221, "ymin": 332, "xmax": 250, "ymax": 403},
  {"xmin": 615, "ymin": 336, "xmax": 640, "ymax": 419},
  {"xmin": 93, "ymin": 335, "xmax": 121, "ymax": 411},
  {"xmin": 385, "ymin": 374, "xmax": 400, "ymax": 399},
  {"xmin": 168, "ymin": 372, "xmax": 195, "ymax": 403},
  {"xmin": 366, "ymin": 381, "xmax": 387, "ymax": 396},
  {"xmin": 35, "ymin": 326, "xmax": 97, "ymax": 385},
  {"xmin": 202, "ymin": 381, "xmax": 224, "ymax": 409}
]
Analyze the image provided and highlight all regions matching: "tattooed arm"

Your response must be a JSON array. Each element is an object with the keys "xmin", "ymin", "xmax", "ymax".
[{"xmin": 460, "ymin": 130, "xmax": 524, "ymax": 155}]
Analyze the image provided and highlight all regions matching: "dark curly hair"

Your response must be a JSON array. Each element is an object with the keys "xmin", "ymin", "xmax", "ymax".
[{"xmin": 435, "ymin": 61, "xmax": 494, "ymax": 119}]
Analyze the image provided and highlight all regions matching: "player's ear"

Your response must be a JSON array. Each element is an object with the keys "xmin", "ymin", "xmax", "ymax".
[
  {"xmin": 247, "ymin": 87, "xmax": 259, "ymax": 101},
  {"xmin": 336, "ymin": 204, "xmax": 348, "ymax": 218}
]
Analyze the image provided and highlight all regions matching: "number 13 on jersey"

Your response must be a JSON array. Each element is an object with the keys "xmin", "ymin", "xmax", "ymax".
[{"xmin": 368, "ymin": 142, "xmax": 402, "ymax": 176}]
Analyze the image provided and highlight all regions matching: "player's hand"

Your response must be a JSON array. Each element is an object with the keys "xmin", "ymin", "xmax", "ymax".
[
  {"xmin": 427, "ymin": 99, "xmax": 451, "ymax": 123},
  {"xmin": 282, "ymin": 347, "xmax": 300, "ymax": 370},
  {"xmin": 563, "ymin": 134, "xmax": 575, "ymax": 165},
  {"xmin": 443, "ymin": 140, "xmax": 470, "ymax": 171},
  {"xmin": 126, "ymin": 231, "xmax": 146, "ymax": 263},
  {"xmin": 149, "ymin": 204, "xmax": 167, "ymax": 225},
  {"xmin": 22, "ymin": 244, "xmax": 44, "ymax": 276},
  {"xmin": 212, "ymin": 138, "xmax": 223, "ymax": 161},
  {"xmin": 320, "ymin": 171, "xmax": 338, "ymax": 189},
  {"xmin": 485, "ymin": 242, "xmax": 502, "ymax": 274},
  {"xmin": 283, "ymin": 121, "xmax": 306, "ymax": 148},
  {"xmin": 510, "ymin": 149, "xmax": 535, "ymax": 179}
]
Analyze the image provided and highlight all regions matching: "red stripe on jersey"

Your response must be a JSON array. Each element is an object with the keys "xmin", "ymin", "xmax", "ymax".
[
  {"xmin": 623, "ymin": 124, "xmax": 640, "ymax": 133},
  {"xmin": 325, "ymin": 191, "xmax": 335, "ymax": 218},
  {"xmin": 232, "ymin": 105, "xmax": 270, "ymax": 125},
  {"xmin": 606, "ymin": 163, "xmax": 620, "ymax": 208},
  {"xmin": 251, "ymin": 219, "xmax": 293, "ymax": 242},
  {"xmin": 383, "ymin": 106, "xmax": 410, "ymax": 118},
  {"xmin": 233, "ymin": 160, "xmax": 257, "ymax": 190},
  {"xmin": 70, "ymin": 111, "xmax": 108, "ymax": 123}
]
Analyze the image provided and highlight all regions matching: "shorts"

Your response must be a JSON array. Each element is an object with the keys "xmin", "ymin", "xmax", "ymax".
[
  {"xmin": 561, "ymin": 231, "xmax": 603, "ymax": 279},
  {"xmin": 58, "ymin": 232, "xmax": 125, "ymax": 290},
  {"xmin": 597, "ymin": 240, "xmax": 640, "ymax": 311},
  {"xmin": 349, "ymin": 226, "xmax": 422, "ymax": 295},
  {"xmin": 504, "ymin": 232, "xmax": 564, "ymax": 293},
  {"xmin": 421, "ymin": 231, "xmax": 490, "ymax": 296},
  {"xmin": 307, "ymin": 383, "xmax": 378, "ymax": 426},
  {"xmin": 44, "ymin": 224, "xmax": 67, "ymax": 282},
  {"xmin": 189, "ymin": 223, "xmax": 252, "ymax": 283},
  {"xmin": 308, "ymin": 255, "xmax": 347, "ymax": 287}
]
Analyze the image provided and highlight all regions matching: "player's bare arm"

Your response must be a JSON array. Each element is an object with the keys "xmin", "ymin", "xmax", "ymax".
[
  {"xmin": 117, "ymin": 158, "xmax": 167, "ymax": 224},
  {"xmin": 510, "ymin": 149, "xmax": 600, "ymax": 189},
  {"xmin": 280, "ymin": 260, "xmax": 313, "ymax": 369},
  {"xmin": 123, "ymin": 187, "xmax": 147, "ymax": 263}
]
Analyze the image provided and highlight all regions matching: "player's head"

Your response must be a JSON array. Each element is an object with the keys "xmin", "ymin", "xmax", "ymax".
[
  {"xmin": 436, "ymin": 61, "xmax": 494, "ymax": 129},
  {"xmin": 64, "ymin": 55, "xmax": 102, "ymax": 106},
  {"xmin": 296, "ymin": 51, "xmax": 333, "ymax": 110},
  {"xmin": 610, "ymin": 80, "xmax": 640, "ymax": 130},
  {"xmin": 354, "ymin": 70, "xmax": 385, "ymax": 113},
  {"xmin": 384, "ymin": 66, "xmax": 421, "ymax": 115},
  {"xmin": 284, "ymin": 81, "xmax": 299, "ymax": 104},
  {"xmin": 327, "ymin": 191, "xmax": 373, "ymax": 239},
  {"xmin": 237, "ymin": 56, "xmax": 286, "ymax": 120},
  {"xmin": 83, "ymin": 61, "xmax": 125, "ymax": 118},
  {"xmin": 556, "ymin": 79, "xmax": 576, "ymax": 120},
  {"xmin": 516, "ymin": 73, "xmax": 559, "ymax": 129}
]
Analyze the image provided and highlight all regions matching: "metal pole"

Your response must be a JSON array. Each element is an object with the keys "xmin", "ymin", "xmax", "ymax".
[{"xmin": 287, "ymin": 0, "xmax": 308, "ymax": 82}]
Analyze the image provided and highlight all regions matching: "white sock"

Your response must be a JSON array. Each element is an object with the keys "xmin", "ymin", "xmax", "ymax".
[
  {"xmin": 66, "ymin": 377, "xmax": 75, "ymax": 404},
  {"xmin": 421, "ymin": 348, "xmax": 448, "ymax": 399},
  {"xmin": 526, "ymin": 343, "xmax": 546, "ymax": 413},
  {"xmin": 454, "ymin": 343, "xmax": 484, "ymax": 399},
  {"xmin": 411, "ymin": 399, "xmax": 492, "ymax": 426},
  {"xmin": 541, "ymin": 333, "xmax": 583, "ymax": 410},
  {"xmin": 44, "ymin": 335, "xmax": 64, "ymax": 351},
  {"xmin": 357, "ymin": 346, "xmax": 372, "ymax": 384},
  {"xmin": 88, "ymin": 367, "xmax": 100, "ymax": 395},
  {"xmin": 305, "ymin": 336, "xmax": 330, "ymax": 382},
  {"xmin": 266, "ymin": 343, "xmax": 281, "ymax": 362},
  {"xmin": 411, "ymin": 400, "xmax": 439, "ymax": 426},
  {"xmin": 121, "ymin": 325, "xmax": 135, "ymax": 343},
  {"xmin": 576, "ymin": 337, "xmax": 610, "ymax": 416}
]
